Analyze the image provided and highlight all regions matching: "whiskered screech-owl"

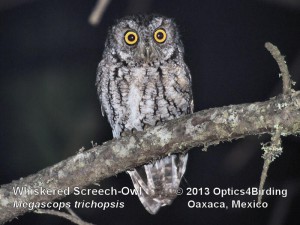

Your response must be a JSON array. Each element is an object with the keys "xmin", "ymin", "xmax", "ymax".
[{"xmin": 96, "ymin": 14, "xmax": 193, "ymax": 214}]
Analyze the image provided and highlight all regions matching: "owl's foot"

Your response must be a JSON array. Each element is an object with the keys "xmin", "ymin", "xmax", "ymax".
[{"xmin": 120, "ymin": 130, "xmax": 132, "ymax": 137}]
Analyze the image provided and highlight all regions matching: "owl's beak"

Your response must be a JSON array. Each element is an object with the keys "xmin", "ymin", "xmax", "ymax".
[
  {"xmin": 145, "ymin": 47, "xmax": 151, "ymax": 60},
  {"xmin": 139, "ymin": 44, "xmax": 155, "ymax": 63}
]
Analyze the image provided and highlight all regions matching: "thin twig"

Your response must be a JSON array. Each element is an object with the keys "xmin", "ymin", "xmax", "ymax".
[
  {"xmin": 258, "ymin": 127, "xmax": 282, "ymax": 203},
  {"xmin": 66, "ymin": 207, "xmax": 80, "ymax": 219},
  {"xmin": 258, "ymin": 156, "xmax": 271, "ymax": 203},
  {"xmin": 265, "ymin": 42, "xmax": 293, "ymax": 95},
  {"xmin": 89, "ymin": 0, "xmax": 111, "ymax": 26},
  {"xmin": 35, "ymin": 209, "xmax": 95, "ymax": 225}
]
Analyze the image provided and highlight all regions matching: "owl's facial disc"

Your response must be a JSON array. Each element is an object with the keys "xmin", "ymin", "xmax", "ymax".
[{"xmin": 110, "ymin": 15, "xmax": 181, "ymax": 65}]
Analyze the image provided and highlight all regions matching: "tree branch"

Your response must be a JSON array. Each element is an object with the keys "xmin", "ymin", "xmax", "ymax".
[
  {"xmin": 1, "ymin": 90, "xmax": 300, "ymax": 223},
  {"xmin": 257, "ymin": 42, "xmax": 292, "ymax": 203},
  {"xmin": 88, "ymin": 0, "xmax": 111, "ymax": 26}
]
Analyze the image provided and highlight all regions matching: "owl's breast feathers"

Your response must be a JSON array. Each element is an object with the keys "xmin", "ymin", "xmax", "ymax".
[{"xmin": 96, "ymin": 58, "xmax": 193, "ymax": 138}]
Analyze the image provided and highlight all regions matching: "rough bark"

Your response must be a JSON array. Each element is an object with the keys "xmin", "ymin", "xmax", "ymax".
[{"xmin": 1, "ymin": 91, "xmax": 300, "ymax": 224}]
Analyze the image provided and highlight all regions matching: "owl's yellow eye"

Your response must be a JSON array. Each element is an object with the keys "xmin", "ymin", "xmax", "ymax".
[
  {"xmin": 124, "ymin": 31, "xmax": 139, "ymax": 45},
  {"xmin": 154, "ymin": 28, "xmax": 167, "ymax": 43}
]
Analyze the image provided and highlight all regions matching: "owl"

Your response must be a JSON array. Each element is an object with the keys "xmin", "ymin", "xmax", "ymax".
[{"xmin": 96, "ymin": 14, "xmax": 193, "ymax": 214}]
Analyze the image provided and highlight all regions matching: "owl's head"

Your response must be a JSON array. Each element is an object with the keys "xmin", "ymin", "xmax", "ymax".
[{"xmin": 105, "ymin": 14, "xmax": 184, "ymax": 65}]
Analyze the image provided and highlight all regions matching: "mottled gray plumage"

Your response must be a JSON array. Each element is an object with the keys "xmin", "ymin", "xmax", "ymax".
[{"xmin": 96, "ymin": 14, "xmax": 193, "ymax": 214}]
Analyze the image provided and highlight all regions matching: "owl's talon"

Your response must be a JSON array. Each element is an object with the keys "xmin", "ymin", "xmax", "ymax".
[
  {"xmin": 155, "ymin": 121, "xmax": 163, "ymax": 126},
  {"xmin": 121, "ymin": 130, "xmax": 131, "ymax": 137}
]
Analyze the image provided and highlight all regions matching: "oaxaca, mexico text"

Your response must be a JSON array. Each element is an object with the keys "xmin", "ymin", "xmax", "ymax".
[{"xmin": 188, "ymin": 200, "xmax": 269, "ymax": 209}]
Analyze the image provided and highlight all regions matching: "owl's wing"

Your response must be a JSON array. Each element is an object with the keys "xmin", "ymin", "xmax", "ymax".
[
  {"xmin": 127, "ymin": 169, "xmax": 162, "ymax": 214},
  {"xmin": 184, "ymin": 64, "xmax": 194, "ymax": 114},
  {"xmin": 95, "ymin": 61, "xmax": 106, "ymax": 117},
  {"xmin": 128, "ymin": 154, "xmax": 188, "ymax": 214}
]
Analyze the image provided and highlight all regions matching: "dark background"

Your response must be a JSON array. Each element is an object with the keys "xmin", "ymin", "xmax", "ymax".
[{"xmin": 1, "ymin": 0, "xmax": 300, "ymax": 224}]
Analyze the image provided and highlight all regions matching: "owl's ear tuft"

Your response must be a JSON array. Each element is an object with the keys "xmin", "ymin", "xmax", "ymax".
[{"xmin": 164, "ymin": 18, "xmax": 173, "ymax": 24}]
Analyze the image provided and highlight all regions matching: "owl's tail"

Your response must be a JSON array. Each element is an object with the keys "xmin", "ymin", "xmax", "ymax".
[{"xmin": 127, "ymin": 154, "xmax": 188, "ymax": 214}]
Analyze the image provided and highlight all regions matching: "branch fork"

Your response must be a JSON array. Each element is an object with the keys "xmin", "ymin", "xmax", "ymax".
[{"xmin": 258, "ymin": 42, "xmax": 296, "ymax": 203}]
